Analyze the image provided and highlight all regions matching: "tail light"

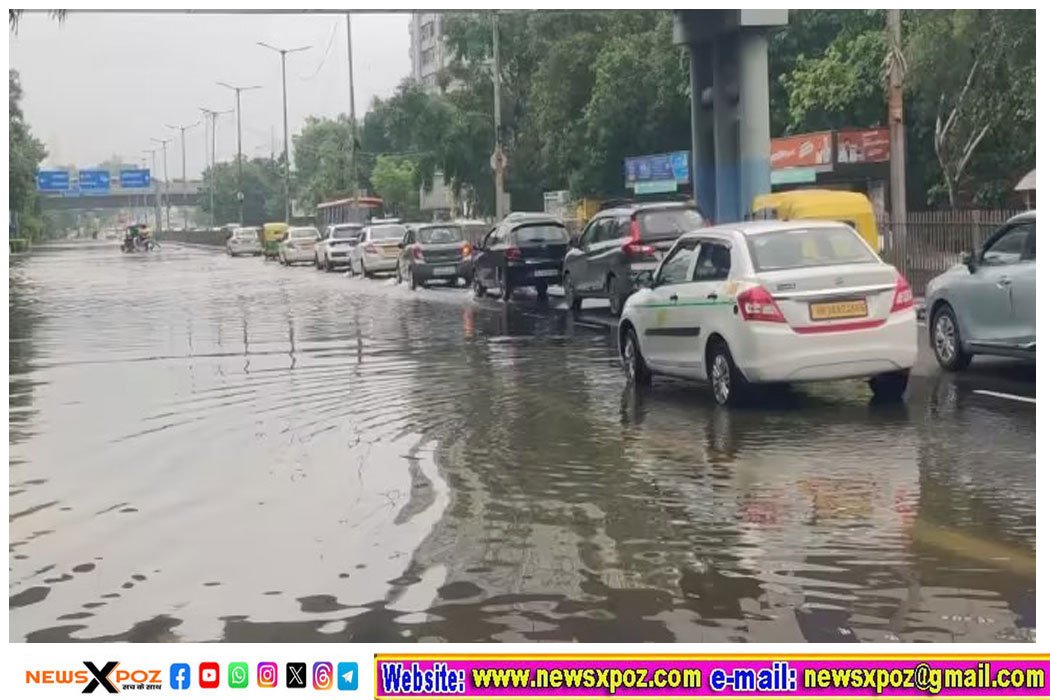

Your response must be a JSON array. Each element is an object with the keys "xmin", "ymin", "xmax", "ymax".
[
  {"xmin": 461, "ymin": 243, "xmax": 472, "ymax": 258},
  {"xmin": 622, "ymin": 219, "xmax": 655, "ymax": 256},
  {"xmin": 411, "ymin": 245, "xmax": 423, "ymax": 260},
  {"xmin": 505, "ymin": 246, "xmax": 522, "ymax": 262},
  {"xmin": 738, "ymin": 286, "xmax": 786, "ymax": 323},
  {"xmin": 891, "ymin": 274, "xmax": 914, "ymax": 313},
  {"xmin": 364, "ymin": 243, "xmax": 378, "ymax": 254}
]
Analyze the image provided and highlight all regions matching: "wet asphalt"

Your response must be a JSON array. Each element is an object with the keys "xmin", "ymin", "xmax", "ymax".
[{"xmin": 9, "ymin": 242, "xmax": 1035, "ymax": 642}]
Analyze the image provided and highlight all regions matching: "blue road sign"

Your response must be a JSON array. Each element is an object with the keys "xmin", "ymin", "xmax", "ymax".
[
  {"xmin": 119, "ymin": 169, "xmax": 151, "ymax": 189},
  {"xmin": 78, "ymin": 169, "xmax": 111, "ymax": 193},
  {"xmin": 36, "ymin": 170, "xmax": 71, "ymax": 191}
]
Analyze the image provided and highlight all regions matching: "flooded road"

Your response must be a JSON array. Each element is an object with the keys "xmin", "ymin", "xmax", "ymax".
[{"xmin": 10, "ymin": 243, "xmax": 1035, "ymax": 642}]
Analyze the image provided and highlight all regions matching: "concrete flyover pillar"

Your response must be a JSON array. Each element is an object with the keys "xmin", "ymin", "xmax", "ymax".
[{"xmin": 673, "ymin": 10, "xmax": 786, "ymax": 224}]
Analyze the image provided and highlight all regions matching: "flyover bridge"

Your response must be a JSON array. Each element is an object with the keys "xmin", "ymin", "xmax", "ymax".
[{"xmin": 38, "ymin": 180, "xmax": 203, "ymax": 211}]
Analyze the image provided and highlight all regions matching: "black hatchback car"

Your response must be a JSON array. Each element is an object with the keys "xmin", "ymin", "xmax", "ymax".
[
  {"xmin": 562, "ymin": 202, "xmax": 706, "ymax": 315},
  {"xmin": 473, "ymin": 214, "xmax": 569, "ymax": 302}
]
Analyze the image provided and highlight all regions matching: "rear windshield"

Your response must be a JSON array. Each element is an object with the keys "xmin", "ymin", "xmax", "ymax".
[
  {"xmin": 290, "ymin": 228, "xmax": 318, "ymax": 239},
  {"xmin": 370, "ymin": 224, "xmax": 406, "ymax": 241},
  {"xmin": 234, "ymin": 229, "xmax": 257, "ymax": 239},
  {"xmin": 512, "ymin": 223, "xmax": 569, "ymax": 243},
  {"xmin": 418, "ymin": 226, "xmax": 464, "ymax": 244},
  {"xmin": 331, "ymin": 226, "xmax": 361, "ymax": 239},
  {"xmin": 748, "ymin": 226, "xmax": 878, "ymax": 272},
  {"xmin": 638, "ymin": 208, "xmax": 704, "ymax": 239}
]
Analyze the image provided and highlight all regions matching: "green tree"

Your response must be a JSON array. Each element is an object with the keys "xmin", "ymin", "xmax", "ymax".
[
  {"xmin": 370, "ymin": 155, "xmax": 419, "ymax": 217},
  {"xmin": 293, "ymin": 115, "xmax": 365, "ymax": 212},
  {"xmin": 200, "ymin": 157, "xmax": 283, "ymax": 225},
  {"xmin": 9, "ymin": 70, "xmax": 47, "ymax": 240}
]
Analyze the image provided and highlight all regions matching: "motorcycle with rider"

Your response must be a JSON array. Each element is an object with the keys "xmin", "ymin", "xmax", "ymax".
[{"xmin": 121, "ymin": 223, "xmax": 156, "ymax": 253}]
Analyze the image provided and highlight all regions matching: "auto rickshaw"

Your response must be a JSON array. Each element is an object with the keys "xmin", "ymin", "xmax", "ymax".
[
  {"xmin": 260, "ymin": 222, "xmax": 289, "ymax": 260},
  {"xmin": 750, "ymin": 189, "xmax": 881, "ymax": 252},
  {"xmin": 121, "ymin": 223, "xmax": 155, "ymax": 253}
]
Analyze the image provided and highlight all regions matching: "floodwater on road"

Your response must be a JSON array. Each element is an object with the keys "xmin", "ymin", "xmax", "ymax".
[{"xmin": 9, "ymin": 243, "xmax": 1035, "ymax": 642}]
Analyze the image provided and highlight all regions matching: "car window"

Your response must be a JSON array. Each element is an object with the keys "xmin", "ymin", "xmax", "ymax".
[
  {"xmin": 1023, "ymin": 224, "xmax": 1036, "ymax": 261},
  {"xmin": 638, "ymin": 208, "xmax": 704, "ymax": 240},
  {"xmin": 331, "ymin": 226, "xmax": 360, "ymax": 240},
  {"xmin": 747, "ymin": 226, "xmax": 878, "ymax": 272},
  {"xmin": 418, "ymin": 226, "xmax": 463, "ymax": 244},
  {"xmin": 512, "ymin": 224, "xmax": 569, "ymax": 244},
  {"xmin": 614, "ymin": 216, "xmax": 631, "ymax": 241},
  {"xmin": 579, "ymin": 220, "xmax": 601, "ymax": 247},
  {"xmin": 983, "ymin": 223, "xmax": 1032, "ymax": 266},
  {"xmin": 655, "ymin": 240, "xmax": 699, "ymax": 286},
  {"xmin": 693, "ymin": 241, "xmax": 732, "ymax": 282},
  {"xmin": 289, "ymin": 228, "xmax": 319, "ymax": 239},
  {"xmin": 370, "ymin": 224, "xmax": 407, "ymax": 242}
]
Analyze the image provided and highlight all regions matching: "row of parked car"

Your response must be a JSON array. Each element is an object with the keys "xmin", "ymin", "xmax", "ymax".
[{"xmin": 225, "ymin": 204, "xmax": 1035, "ymax": 407}]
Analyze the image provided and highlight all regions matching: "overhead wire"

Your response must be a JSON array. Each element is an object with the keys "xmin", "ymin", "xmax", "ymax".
[{"xmin": 297, "ymin": 19, "xmax": 340, "ymax": 82}]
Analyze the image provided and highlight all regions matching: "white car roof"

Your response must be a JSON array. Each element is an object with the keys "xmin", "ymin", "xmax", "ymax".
[{"xmin": 681, "ymin": 219, "xmax": 851, "ymax": 240}]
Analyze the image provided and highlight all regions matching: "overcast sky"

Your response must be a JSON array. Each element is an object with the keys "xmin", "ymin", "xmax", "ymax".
[{"xmin": 9, "ymin": 12, "xmax": 411, "ymax": 177}]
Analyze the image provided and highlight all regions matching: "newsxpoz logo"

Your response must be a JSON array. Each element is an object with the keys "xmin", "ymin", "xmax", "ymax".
[{"xmin": 25, "ymin": 661, "xmax": 163, "ymax": 693}]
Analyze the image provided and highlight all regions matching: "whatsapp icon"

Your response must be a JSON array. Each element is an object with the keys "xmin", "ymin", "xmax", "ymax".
[{"xmin": 228, "ymin": 662, "xmax": 249, "ymax": 689}]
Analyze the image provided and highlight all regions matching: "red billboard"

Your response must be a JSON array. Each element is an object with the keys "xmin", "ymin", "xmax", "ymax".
[
  {"xmin": 836, "ymin": 128, "xmax": 890, "ymax": 164},
  {"xmin": 770, "ymin": 132, "xmax": 833, "ymax": 169}
]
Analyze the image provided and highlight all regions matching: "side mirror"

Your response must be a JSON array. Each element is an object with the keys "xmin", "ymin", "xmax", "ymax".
[
  {"xmin": 570, "ymin": 234, "xmax": 581, "ymax": 248},
  {"xmin": 961, "ymin": 250, "xmax": 976, "ymax": 273},
  {"xmin": 637, "ymin": 269, "xmax": 656, "ymax": 288}
]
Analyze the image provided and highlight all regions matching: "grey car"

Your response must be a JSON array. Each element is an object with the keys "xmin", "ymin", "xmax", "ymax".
[
  {"xmin": 925, "ymin": 210, "xmax": 1035, "ymax": 370},
  {"xmin": 396, "ymin": 223, "xmax": 474, "ymax": 289}
]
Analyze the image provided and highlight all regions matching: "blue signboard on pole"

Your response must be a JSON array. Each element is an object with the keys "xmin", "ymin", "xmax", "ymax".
[
  {"xmin": 119, "ymin": 169, "xmax": 151, "ymax": 189},
  {"xmin": 36, "ymin": 170, "xmax": 71, "ymax": 192},
  {"xmin": 624, "ymin": 151, "xmax": 691, "ymax": 193},
  {"xmin": 78, "ymin": 169, "xmax": 111, "ymax": 193}
]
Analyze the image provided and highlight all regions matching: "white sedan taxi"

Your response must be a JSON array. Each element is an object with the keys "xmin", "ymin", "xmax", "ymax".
[
  {"xmin": 618, "ymin": 220, "xmax": 917, "ymax": 406},
  {"xmin": 278, "ymin": 226, "xmax": 321, "ymax": 266}
]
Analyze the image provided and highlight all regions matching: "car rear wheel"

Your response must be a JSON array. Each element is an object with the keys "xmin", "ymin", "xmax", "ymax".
[
  {"xmin": 473, "ymin": 276, "xmax": 487, "ymax": 298},
  {"xmin": 535, "ymin": 283, "xmax": 549, "ymax": 303},
  {"xmin": 607, "ymin": 276, "xmax": 628, "ymax": 317},
  {"xmin": 409, "ymin": 268, "xmax": 419, "ymax": 291},
  {"xmin": 707, "ymin": 339, "xmax": 750, "ymax": 407},
  {"xmin": 498, "ymin": 269, "xmax": 513, "ymax": 301},
  {"xmin": 325, "ymin": 257, "xmax": 334, "ymax": 272},
  {"xmin": 563, "ymin": 273, "xmax": 582, "ymax": 315},
  {"xmin": 621, "ymin": 327, "xmax": 652, "ymax": 385},
  {"xmin": 931, "ymin": 304, "xmax": 972, "ymax": 371},
  {"xmin": 315, "ymin": 254, "xmax": 323, "ymax": 270},
  {"xmin": 396, "ymin": 264, "xmax": 404, "ymax": 285},
  {"xmin": 869, "ymin": 370, "xmax": 909, "ymax": 402},
  {"xmin": 362, "ymin": 260, "xmax": 373, "ymax": 278}
]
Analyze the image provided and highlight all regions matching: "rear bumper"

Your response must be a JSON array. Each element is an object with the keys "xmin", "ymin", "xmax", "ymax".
[
  {"xmin": 326, "ymin": 248, "xmax": 353, "ymax": 265},
  {"xmin": 413, "ymin": 259, "xmax": 473, "ymax": 280},
  {"xmin": 508, "ymin": 263, "xmax": 562, "ymax": 287},
  {"xmin": 283, "ymin": 248, "xmax": 315, "ymax": 262},
  {"xmin": 734, "ymin": 310, "xmax": 918, "ymax": 383},
  {"xmin": 363, "ymin": 254, "xmax": 398, "ymax": 272}
]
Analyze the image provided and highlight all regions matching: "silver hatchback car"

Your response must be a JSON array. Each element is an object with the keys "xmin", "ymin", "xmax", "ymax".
[{"xmin": 925, "ymin": 210, "xmax": 1035, "ymax": 370}]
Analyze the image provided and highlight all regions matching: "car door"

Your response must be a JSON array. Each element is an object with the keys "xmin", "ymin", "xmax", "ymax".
[
  {"xmin": 565, "ymin": 219, "xmax": 600, "ymax": 289},
  {"xmin": 663, "ymin": 238, "xmax": 737, "ymax": 375},
  {"xmin": 1007, "ymin": 222, "xmax": 1036, "ymax": 346},
  {"xmin": 955, "ymin": 222, "xmax": 1031, "ymax": 343},
  {"xmin": 588, "ymin": 216, "xmax": 630, "ymax": 292},
  {"xmin": 475, "ymin": 229, "xmax": 500, "ymax": 286},
  {"xmin": 635, "ymin": 238, "xmax": 700, "ymax": 372}
]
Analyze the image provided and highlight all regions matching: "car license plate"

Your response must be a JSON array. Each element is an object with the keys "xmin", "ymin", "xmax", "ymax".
[
  {"xmin": 433, "ymin": 266, "xmax": 457, "ymax": 276},
  {"xmin": 809, "ymin": 299, "xmax": 868, "ymax": 321},
  {"xmin": 534, "ymin": 269, "xmax": 559, "ymax": 278}
]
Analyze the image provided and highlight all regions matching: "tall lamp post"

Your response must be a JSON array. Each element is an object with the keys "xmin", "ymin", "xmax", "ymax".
[
  {"xmin": 166, "ymin": 119, "xmax": 201, "ymax": 229},
  {"xmin": 142, "ymin": 148, "xmax": 162, "ymax": 231},
  {"xmin": 150, "ymin": 136, "xmax": 172, "ymax": 230},
  {"xmin": 200, "ymin": 107, "xmax": 233, "ymax": 228},
  {"xmin": 217, "ymin": 81, "xmax": 262, "ymax": 225},
  {"xmin": 257, "ymin": 41, "xmax": 311, "ymax": 223}
]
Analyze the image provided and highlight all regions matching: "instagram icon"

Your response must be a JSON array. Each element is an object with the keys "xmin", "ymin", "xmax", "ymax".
[
  {"xmin": 257, "ymin": 662, "xmax": 278, "ymax": 688},
  {"xmin": 313, "ymin": 662, "xmax": 333, "ymax": 690}
]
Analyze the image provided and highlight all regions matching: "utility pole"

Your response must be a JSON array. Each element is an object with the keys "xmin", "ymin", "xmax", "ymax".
[
  {"xmin": 257, "ymin": 41, "xmax": 311, "ymax": 223},
  {"xmin": 346, "ymin": 12, "xmax": 358, "ymax": 199},
  {"xmin": 143, "ymin": 148, "xmax": 162, "ymax": 231},
  {"xmin": 150, "ymin": 137, "xmax": 172, "ymax": 230},
  {"xmin": 200, "ymin": 107, "xmax": 232, "ymax": 228},
  {"xmin": 218, "ymin": 82, "xmax": 262, "ymax": 225},
  {"xmin": 167, "ymin": 120, "xmax": 201, "ymax": 229},
  {"xmin": 887, "ymin": 9, "xmax": 907, "ymax": 251},
  {"xmin": 491, "ymin": 12, "xmax": 505, "ymax": 220}
]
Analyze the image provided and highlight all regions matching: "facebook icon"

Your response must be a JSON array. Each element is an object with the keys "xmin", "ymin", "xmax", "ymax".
[{"xmin": 170, "ymin": 663, "xmax": 191, "ymax": 690}]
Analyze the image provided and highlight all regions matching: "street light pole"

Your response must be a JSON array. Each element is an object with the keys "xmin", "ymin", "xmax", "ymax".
[
  {"xmin": 346, "ymin": 13, "xmax": 357, "ymax": 198},
  {"xmin": 491, "ymin": 12, "xmax": 505, "ymax": 220},
  {"xmin": 143, "ymin": 148, "xmax": 161, "ymax": 231},
  {"xmin": 201, "ymin": 107, "xmax": 233, "ymax": 228},
  {"xmin": 258, "ymin": 41, "xmax": 311, "ymax": 223},
  {"xmin": 167, "ymin": 120, "xmax": 201, "ymax": 229},
  {"xmin": 151, "ymin": 137, "xmax": 172, "ymax": 230},
  {"xmin": 218, "ymin": 81, "xmax": 262, "ymax": 225}
]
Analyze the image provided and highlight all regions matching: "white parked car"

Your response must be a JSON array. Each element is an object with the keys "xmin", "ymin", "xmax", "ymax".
[
  {"xmin": 617, "ymin": 220, "xmax": 917, "ymax": 406},
  {"xmin": 278, "ymin": 226, "xmax": 320, "ymax": 266},
  {"xmin": 348, "ymin": 222, "xmax": 407, "ymax": 277},
  {"xmin": 316, "ymin": 223, "xmax": 363, "ymax": 271},
  {"xmin": 226, "ymin": 227, "xmax": 262, "ymax": 256}
]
